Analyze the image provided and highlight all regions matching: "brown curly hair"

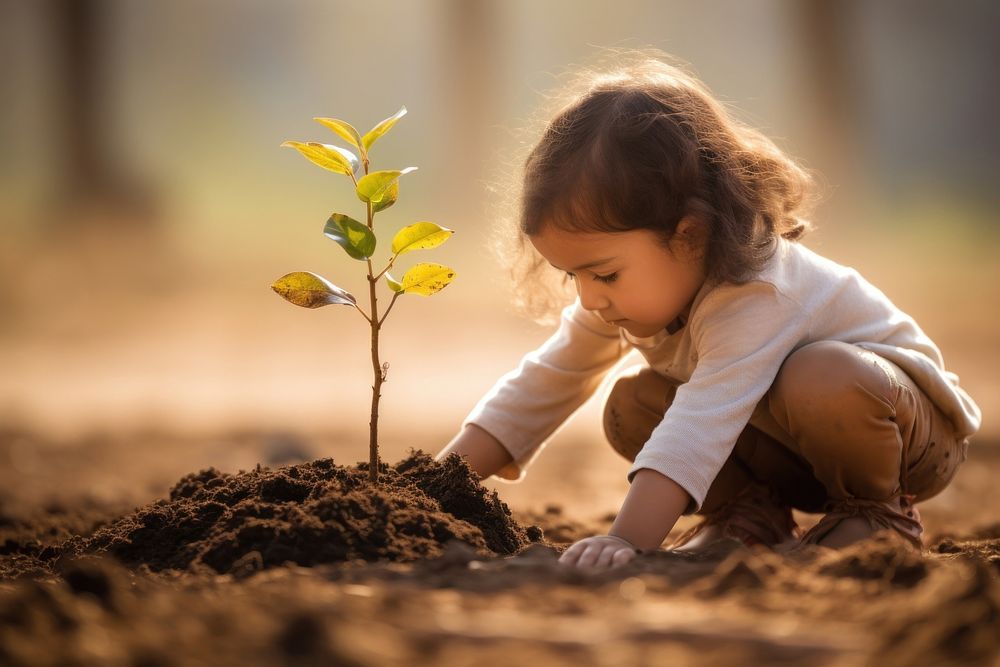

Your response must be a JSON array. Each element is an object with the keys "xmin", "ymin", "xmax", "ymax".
[{"xmin": 487, "ymin": 49, "xmax": 819, "ymax": 324}]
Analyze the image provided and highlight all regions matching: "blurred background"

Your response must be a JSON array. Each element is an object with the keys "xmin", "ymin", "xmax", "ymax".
[{"xmin": 1, "ymin": 0, "xmax": 997, "ymax": 513}]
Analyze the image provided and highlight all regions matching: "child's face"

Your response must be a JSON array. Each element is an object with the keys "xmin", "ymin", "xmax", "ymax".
[{"xmin": 530, "ymin": 222, "xmax": 707, "ymax": 338}]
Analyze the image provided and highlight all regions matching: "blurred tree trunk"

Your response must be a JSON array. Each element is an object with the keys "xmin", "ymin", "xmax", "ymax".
[
  {"xmin": 791, "ymin": 0, "xmax": 870, "ymax": 206},
  {"xmin": 440, "ymin": 0, "xmax": 502, "ymax": 194},
  {"xmin": 55, "ymin": 0, "xmax": 102, "ymax": 200},
  {"xmin": 794, "ymin": 1, "xmax": 857, "ymax": 145},
  {"xmin": 50, "ymin": 0, "xmax": 155, "ymax": 224}
]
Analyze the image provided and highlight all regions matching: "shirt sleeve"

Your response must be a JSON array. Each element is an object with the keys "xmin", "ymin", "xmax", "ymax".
[
  {"xmin": 462, "ymin": 298, "xmax": 628, "ymax": 481},
  {"xmin": 627, "ymin": 282, "xmax": 806, "ymax": 513}
]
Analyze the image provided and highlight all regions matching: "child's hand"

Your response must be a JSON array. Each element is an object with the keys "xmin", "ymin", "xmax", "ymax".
[{"xmin": 557, "ymin": 534, "xmax": 640, "ymax": 570}]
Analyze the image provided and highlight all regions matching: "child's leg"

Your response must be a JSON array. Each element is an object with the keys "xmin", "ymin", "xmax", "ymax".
[
  {"xmin": 602, "ymin": 342, "xmax": 967, "ymax": 550},
  {"xmin": 603, "ymin": 367, "xmax": 807, "ymax": 548},
  {"xmin": 760, "ymin": 340, "xmax": 967, "ymax": 547},
  {"xmin": 603, "ymin": 365, "xmax": 827, "ymax": 512},
  {"xmin": 602, "ymin": 365, "xmax": 679, "ymax": 464}
]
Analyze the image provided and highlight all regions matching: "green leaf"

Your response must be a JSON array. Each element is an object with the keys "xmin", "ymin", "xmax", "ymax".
[
  {"xmin": 324, "ymin": 213, "xmax": 376, "ymax": 260},
  {"xmin": 356, "ymin": 168, "xmax": 417, "ymax": 205},
  {"xmin": 372, "ymin": 180, "xmax": 398, "ymax": 213},
  {"xmin": 385, "ymin": 272, "xmax": 404, "ymax": 293},
  {"xmin": 313, "ymin": 117, "xmax": 366, "ymax": 159},
  {"xmin": 391, "ymin": 222, "xmax": 454, "ymax": 256},
  {"xmin": 398, "ymin": 263, "xmax": 456, "ymax": 296},
  {"xmin": 281, "ymin": 141, "xmax": 358, "ymax": 176},
  {"xmin": 362, "ymin": 106, "xmax": 407, "ymax": 152},
  {"xmin": 271, "ymin": 271, "xmax": 357, "ymax": 308}
]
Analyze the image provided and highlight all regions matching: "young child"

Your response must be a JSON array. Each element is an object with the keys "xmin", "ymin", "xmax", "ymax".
[{"xmin": 434, "ymin": 54, "xmax": 981, "ymax": 571}]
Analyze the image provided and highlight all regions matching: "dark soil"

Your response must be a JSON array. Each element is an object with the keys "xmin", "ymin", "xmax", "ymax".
[
  {"xmin": 2, "ymin": 432, "xmax": 999, "ymax": 667},
  {"xmin": 4, "ymin": 450, "xmax": 537, "ymax": 578}
]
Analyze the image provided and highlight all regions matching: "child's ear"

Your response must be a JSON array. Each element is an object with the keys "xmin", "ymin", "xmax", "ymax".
[{"xmin": 673, "ymin": 216, "xmax": 707, "ymax": 260}]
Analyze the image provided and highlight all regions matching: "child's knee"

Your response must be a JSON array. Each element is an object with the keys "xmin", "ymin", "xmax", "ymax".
[
  {"xmin": 772, "ymin": 341, "xmax": 896, "ymax": 416},
  {"xmin": 602, "ymin": 366, "xmax": 677, "ymax": 462},
  {"xmin": 768, "ymin": 341, "xmax": 903, "ymax": 498}
]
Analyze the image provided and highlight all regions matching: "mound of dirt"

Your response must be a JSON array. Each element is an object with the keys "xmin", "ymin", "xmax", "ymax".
[
  {"xmin": 56, "ymin": 450, "xmax": 539, "ymax": 575},
  {"xmin": 0, "ymin": 498, "xmax": 124, "ymax": 580},
  {"xmin": 816, "ymin": 532, "xmax": 930, "ymax": 588},
  {"xmin": 875, "ymin": 556, "xmax": 1000, "ymax": 666}
]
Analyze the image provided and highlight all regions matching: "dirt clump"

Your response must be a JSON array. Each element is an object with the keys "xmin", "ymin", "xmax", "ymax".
[
  {"xmin": 875, "ymin": 556, "xmax": 1000, "ymax": 666},
  {"xmin": 60, "ymin": 450, "xmax": 537, "ymax": 575},
  {"xmin": 815, "ymin": 532, "xmax": 930, "ymax": 588},
  {"xmin": 0, "ymin": 499, "xmax": 121, "ymax": 580}
]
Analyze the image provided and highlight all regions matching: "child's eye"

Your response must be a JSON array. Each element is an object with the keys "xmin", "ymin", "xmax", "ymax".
[{"xmin": 563, "ymin": 271, "xmax": 618, "ymax": 284}]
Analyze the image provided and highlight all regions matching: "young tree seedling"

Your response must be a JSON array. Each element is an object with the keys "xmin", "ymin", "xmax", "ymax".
[{"xmin": 271, "ymin": 107, "xmax": 456, "ymax": 484}]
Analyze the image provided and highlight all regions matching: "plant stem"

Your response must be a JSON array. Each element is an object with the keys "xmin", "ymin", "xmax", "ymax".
[
  {"xmin": 373, "ymin": 256, "xmax": 396, "ymax": 282},
  {"xmin": 365, "ymin": 200, "xmax": 381, "ymax": 485},
  {"xmin": 378, "ymin": 292, "xmax": 400, "ymax": 327}
]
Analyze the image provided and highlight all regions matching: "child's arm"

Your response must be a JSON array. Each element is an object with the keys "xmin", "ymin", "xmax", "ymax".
[
  {"xmin": 434, "ymin": 423, "xmax": 513, "ymax": 480},
  {"xmin": 558, "ymin": 468, "xmax": 689, "ymax": 568},
  {"xmin": 450, "ymin": 298, "xmax": 626, "ymax": 482},
  {"xmin": 609, "ymin": 469, "xmax": 690, "ymax": 549}
]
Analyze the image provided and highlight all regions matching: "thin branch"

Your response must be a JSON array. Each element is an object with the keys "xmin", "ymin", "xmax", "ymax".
[
  {"xmin": 373, "ymin": 255, "xmax": 397, "ymax": 282},
  {"xmin": 378, "ymin": 292, "xmax": 401, "ymax": 327},
  {"xmin": 352, "ymin": 301, "xmax": 372, "ymax": 324}
]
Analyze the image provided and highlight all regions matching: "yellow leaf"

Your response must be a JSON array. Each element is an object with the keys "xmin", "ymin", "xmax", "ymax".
[
  {"xmin": 313, "ymin": 117, "xmax": 366, "ymax": 159},
  {"xmin": 385, "ymin": 272, "xmax": 404, "ymax": 293},
  {"xmin": 271, "ymin": 271, "xmax": 356, "ymax": 308},
  {"xmin": 399, "ymin": 263, "xmax": 456, "ymax": 296},
  {"xmin": 362, "ymin": 106, "xmax": 407, "ymax": 152},
  {"xmin": 356, "ymin": 168, "xmax": 417, "ymax": 204},
  {"xmin": 372, "ymin": 180, "xmax": 398, "ymax": 213},
  {"xmin": 281, "ymin": 141, "xmax": 357, "ymax": 176},
  {"xmin": 391, "ymin": 222, "xmax": 454, "ymax": 256}
]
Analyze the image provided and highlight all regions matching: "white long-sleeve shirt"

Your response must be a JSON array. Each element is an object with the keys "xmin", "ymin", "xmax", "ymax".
[{"xmin": 462, "ymin": 238, "xmax": 982, "ymax": 513}]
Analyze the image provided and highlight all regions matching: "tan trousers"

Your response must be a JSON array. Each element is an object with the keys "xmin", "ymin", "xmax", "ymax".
[{"xmin": 603, "ymin": 341, "xmax": 968, "ymax": 515}]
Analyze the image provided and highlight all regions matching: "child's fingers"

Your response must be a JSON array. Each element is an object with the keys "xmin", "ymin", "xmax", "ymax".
[
  {"xmin": 574, "ymin": 543, "xmax": 604, "ymax": 569},
  {"xmin": 593, "ymin": 545, "xmax": 620, "ymax": 569},
  {"xmin": 598, "ymin": 545, "xmax": 638, "ymax": 570},
  {"xmin": 557, "ymin": 540, "xmax": 589, "ymax": 566},
  {"xmin": 611, "ymin": 548, "xmax": 636, "ymax": 568},
  {"xmin": 559, "ymin": 537, "xmax": 639, "ymax": 570}
]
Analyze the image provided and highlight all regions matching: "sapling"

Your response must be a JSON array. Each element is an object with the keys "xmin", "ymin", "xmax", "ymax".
[{"xmin": 271, "ymin": 107, "xmax": 455, "ymax": 484}]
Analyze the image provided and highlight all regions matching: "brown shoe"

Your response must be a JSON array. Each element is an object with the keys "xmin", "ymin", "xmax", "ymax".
[
  {"xmin": 670, "ymin": 482, "xmax": 800, "ymax": 552},
  {"xmin": 798, "ymin": 493, "xmax": 923, "ymax": 549}
]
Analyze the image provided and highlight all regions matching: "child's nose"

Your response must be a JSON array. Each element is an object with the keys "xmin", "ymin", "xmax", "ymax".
[{"xmin": 577, "ymin": 281, "xmax": 611, "ymax": 312}]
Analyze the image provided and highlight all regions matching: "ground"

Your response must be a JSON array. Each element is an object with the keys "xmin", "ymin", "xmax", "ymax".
[{"xmin": 1, "ymin": 428, "xmax": 998, "ymax": 667}]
